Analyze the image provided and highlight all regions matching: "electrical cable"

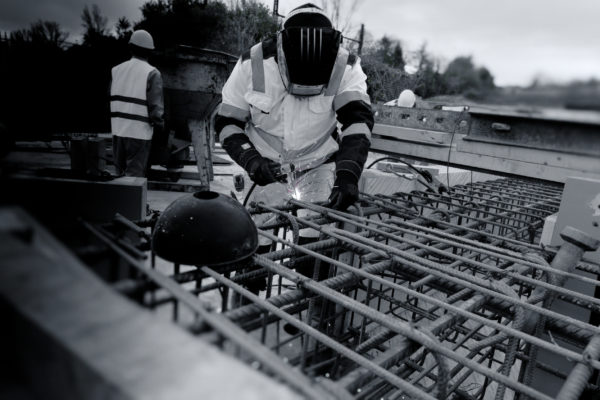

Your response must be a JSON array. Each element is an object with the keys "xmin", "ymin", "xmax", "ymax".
[
  {"xmin": 243, "ymin": 181, "xmax": 257, "ymax": 207},
  {"xmin": 366, "ymin": 156, "xmax": 434, "ymax": 183},
  {"xmin": 446, "ymin": 110, "xmax": 469, "ymax": 188}
]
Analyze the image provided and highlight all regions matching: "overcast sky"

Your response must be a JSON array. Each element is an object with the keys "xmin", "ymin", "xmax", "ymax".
[{"xmin": 1, "ymin": 0, "xmax": 598, "ymax": 86}]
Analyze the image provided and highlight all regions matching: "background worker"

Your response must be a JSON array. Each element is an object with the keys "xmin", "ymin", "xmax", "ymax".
[
  {"xmin": 215, "ymin": 3, "xmax": 374, "ymax": 292},
  {"xmin": 110, "ymin": 29, "xmax": 164, "ymax": 177}
]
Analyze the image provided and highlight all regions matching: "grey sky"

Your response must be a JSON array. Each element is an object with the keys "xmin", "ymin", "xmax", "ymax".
[{"xmin": 1, "ymin": 0, "xmax": 598, "ymax": 86}]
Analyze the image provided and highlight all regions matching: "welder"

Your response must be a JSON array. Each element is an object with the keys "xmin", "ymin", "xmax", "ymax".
[{"xmin": 215, "ymin": 3, "xmax": 373, "ymax": 291}]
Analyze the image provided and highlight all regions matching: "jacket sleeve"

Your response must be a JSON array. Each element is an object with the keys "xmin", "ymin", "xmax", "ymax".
[
  {"xmin": 215, "ymin": 58, "xmax": 263, "ymax": 170},
  {"xmin": 146, "ymin": 69, "xmax": 165, "ymax": 131},
  {"xmin": 333, "ymin": 56, "xmax": 374, "ymax": 183}
]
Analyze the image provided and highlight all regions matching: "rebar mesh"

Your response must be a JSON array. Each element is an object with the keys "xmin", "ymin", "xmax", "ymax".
[{"xmin": 83, "ymin": 177, "xmax": 600, "ymax": 400}]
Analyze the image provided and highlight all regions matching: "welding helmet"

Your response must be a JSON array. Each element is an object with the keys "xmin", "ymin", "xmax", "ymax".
[
  {"xmin": 152, "ymin": 191, "xmax": 258, "ymax": 267},
  {"xmin": 278, "ymin": 3, "xmax": 342, "ymax": 96}
]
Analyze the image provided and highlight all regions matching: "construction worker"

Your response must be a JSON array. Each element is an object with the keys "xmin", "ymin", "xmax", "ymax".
[
  {"xmin": 216, "ymin": 3, "xmax": 373, "ymax": 296},
  {"xmin": 110, "ymin": 30, "xmax": 164, "ymax": 177}
]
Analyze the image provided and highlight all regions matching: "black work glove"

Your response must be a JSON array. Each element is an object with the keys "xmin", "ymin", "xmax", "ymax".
[
  {"xmin": 327, "ymin": 171, "xmax": 359, "ymax": 211},
  {"xmin": 246, "ymin": 157, "xmax": 287, "ymax": 186}
]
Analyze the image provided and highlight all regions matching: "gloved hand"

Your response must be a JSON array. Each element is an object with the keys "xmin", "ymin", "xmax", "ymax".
[
  {"xmin": 246, "ymin": 157, "xmax": 287, "ymax": 186},
  {"xmin": 327, "ymin": 172, "xmax": 359, "ymax": 211}
]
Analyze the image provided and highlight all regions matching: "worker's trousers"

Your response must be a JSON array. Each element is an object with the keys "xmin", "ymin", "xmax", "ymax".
[{"xmin": 112, "ymin": 136, "xmax": 152, "ymax": 177}]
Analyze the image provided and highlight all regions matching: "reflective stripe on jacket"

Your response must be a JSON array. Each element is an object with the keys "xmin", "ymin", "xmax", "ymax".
[
  {"xmin": 218, "ymin": 35, "xmax": 371, "ymax": 171},
  {"xmin": 110, "ymin": 58, "xmax": 156, "ymax": 140}
]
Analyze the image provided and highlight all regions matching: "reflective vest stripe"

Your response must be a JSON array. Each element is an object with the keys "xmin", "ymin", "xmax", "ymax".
[
  {"xmin": 110, "ymin": 95, "xmax": 148, "ymax": 106},
  {"xmin": 324, "ymin": 48, "xmax": 349, "ymax": 96},
  {"xmin": 219, "ymin": 103, "xmax": 250, "ymax": 121},
  {"xmin": 340, "ymin": 122, "xmax": 371, "ymax": 140},
  {"xmin": 333, "ymin": 90, "xmax": 371, "ymax": 111},
  {"xmin": 249, "ymin": 122, "xmax": 336, "ymax": 160},
  {"xmin": 110, "ymin": 100, "xmax": 148, "ymax": 119},
  {"xmin": 251, "ymin": 43, "xmax": 265, "ymax": 93},
  {"xmin": 110, "ymin": 112, "xmax": 151, "ymax": 123}
]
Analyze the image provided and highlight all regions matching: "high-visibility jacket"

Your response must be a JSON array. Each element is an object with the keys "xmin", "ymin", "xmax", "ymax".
[
  {"xmin": 110, "ymin": 57, "xmax": 161, "ymax": 140},
  {"xmin": 216, "ymin": 36, "xmax": 372, "ymax": 172}
]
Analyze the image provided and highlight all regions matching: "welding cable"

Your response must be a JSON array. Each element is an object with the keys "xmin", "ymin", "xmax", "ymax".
[
  {"xmin": 201, "ymin": 266, "xmax": 441, "ymax": 400},
  {"xmin": 257, "ymin": 212, "xmax": 600, "ymax": 364},
  {"xmin": 243, "ymin": 182, "xmax": 258, "ymax": 207},
  {"xmin": 365, "ymin": 156, "xmax": 447, "ymax": 194},
  {"xmin": 253, "ymin": 235, "xmax": 554, "ymax": 400},
  {"xmin": 366, "ymin": 156, "xmax": 432, "ymax": 183}
]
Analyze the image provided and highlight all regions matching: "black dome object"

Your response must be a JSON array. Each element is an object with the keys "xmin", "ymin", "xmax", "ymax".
[{"xmin": 152, "ymin": 191, "xmax": 258, "ymax": 266}]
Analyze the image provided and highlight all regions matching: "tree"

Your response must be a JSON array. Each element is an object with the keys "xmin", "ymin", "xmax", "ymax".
[
  {"xmin": 136, "ymin": 0, "xmax": 277, "ymax": 54},
  {"xmin": 477, "ymin": 67, "xmax": 495, "ymax": 91},
  {"xmin": 115, "ymin": 17, "xmax": 132, "ymax": 40},
  {"xmin": 372, "ymin": 36, "xmax": 405, "ymax": 70},
  {"xmin": 9, "ymin": 20, "xmax": 68, "ymax": 49},
  {"xmin": 319, "ymin": 0, "xmax": 361, "ymax": 35},
  {"xmin": 224, "ymin": 0, "xmax": 279, "ymax": 55},
  {"xmin": 443, "ymin": 55, "xmax": 495, "ymax": 98},
  {"xmin": 137, "ymin": 0, "xmax": 231, "ymax": 50},
  {"xmin": 411, "ymin": 43, "xmax": 445, "ymax": 98},
  {"xmin": 81, "ymin": 4, "xmax": 108, "ymax": 44}
]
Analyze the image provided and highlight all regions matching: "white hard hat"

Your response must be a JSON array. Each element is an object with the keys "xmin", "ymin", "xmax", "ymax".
[
  {"xmin": 397, "ymin": 89, "xmax": 416, "ymax": 108},
  {"xmin": 129, "ymin": 30, "xmax": 154, "ymax": 50}
]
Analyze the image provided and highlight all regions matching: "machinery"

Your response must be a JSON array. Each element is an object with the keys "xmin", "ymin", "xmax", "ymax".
[{"xmin": 1, "ymin": 103, "xmax": 600, "ymax": 399}]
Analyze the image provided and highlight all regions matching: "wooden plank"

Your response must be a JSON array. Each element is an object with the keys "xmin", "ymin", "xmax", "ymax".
[
  {"xmin": 370, "ymin": 136, "xmax": 600, "ymax": 183},
  {"xmin": 457, "ymin": 138, "xmax": 600, "ymax": 172},
  {"xmin": 0, "ymin": 207, "xmax": 300, "ymax": 400},
  {"xmin": 372, "ymin": 124, "xmax": 454, "ymax": 146},
  {"xmin": 188, "ymin": 119, "xmax": 211, "ymax": 188}
]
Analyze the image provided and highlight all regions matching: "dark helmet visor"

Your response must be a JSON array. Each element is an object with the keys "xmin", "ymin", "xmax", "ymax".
[{"xmin": 281, "ymin": 27, "xmax": 342, "ymax": 87}]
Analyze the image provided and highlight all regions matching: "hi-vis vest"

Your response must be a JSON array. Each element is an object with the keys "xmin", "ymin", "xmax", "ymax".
[
  {"xmin": 110, "ymin": 58, "xmax": 156, "ymax": 140},
  {"xmin": 218, "ymin": 36, "xmax": 371, "ymax": 172}
]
